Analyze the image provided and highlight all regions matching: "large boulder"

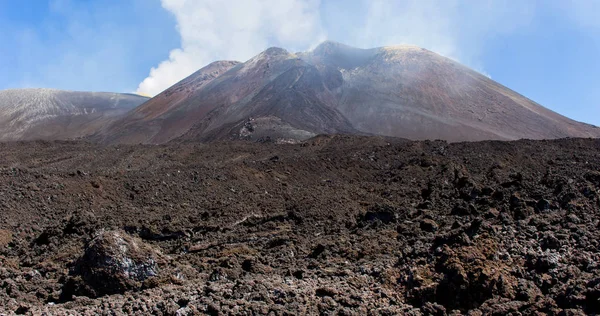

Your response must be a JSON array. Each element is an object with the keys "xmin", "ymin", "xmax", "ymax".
[{"xmin": 67, "ymin": 230, "xmax": 165, "ymax": 298}]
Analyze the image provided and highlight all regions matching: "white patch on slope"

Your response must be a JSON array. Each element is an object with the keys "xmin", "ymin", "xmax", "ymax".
[{"xmin": 0, "ymin": 89, "xmax": 143, "ymax": 139}]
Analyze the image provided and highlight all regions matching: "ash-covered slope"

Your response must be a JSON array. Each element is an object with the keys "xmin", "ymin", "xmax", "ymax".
[
  {"xmin": 100, "ymin": 41, "xmax": 600, "ymax": 144},
  {"xmin": 101, "ymin": 49, "xmax": 358, "ymax": 144},
  {"xmin": 299, "ymin": 41, "xmax": 600, "ymax": 141},
  {"xmin": 100, "ymin": 61, "xmax": 241, "ymax": 144},
  {"xmin": 0, "ymin": 89, "xmax": 148, "ymax": 141},
  {"xmin": 181, "ymin": 48, "xmax": 358, "ymax": 143}
]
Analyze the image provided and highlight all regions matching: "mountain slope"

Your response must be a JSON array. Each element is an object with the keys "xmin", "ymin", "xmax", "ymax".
[
  {"xmin": 99, "ymin": 41, "xmax": 600, "ymax": 144},
  {"xmin": 102, "ymin": 49, "xmax": 358, "ymax": 144},
  {"xmin": 0, "ymin": 89, "xmax": 148, "ymax": 141},
  {"xmin": 181, "ymin": 49, "xmax": 359, "ymax": 142},
  {"xmin": 299, "ymin": 41, "xmax": 600, "ymax": 141},
  {"xmin": 100, "ymin": 61, "xmax": 241, "ymax": 144}
]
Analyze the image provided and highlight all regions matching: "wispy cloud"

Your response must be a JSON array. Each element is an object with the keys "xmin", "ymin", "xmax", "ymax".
[
  {"xmin": 8, "ymin": 0, "xmax": 593, "ymax": 101},
  {"xmin": 138, "ymin": 0, "xmax": 541, "ymax": 96},
  {"xmin": 136, "ymin": 0, "xmax": 326, "ymax": 96},
  {"xmin": 346, "ymin": 0, "xmax": 537, "ymax": 73}
]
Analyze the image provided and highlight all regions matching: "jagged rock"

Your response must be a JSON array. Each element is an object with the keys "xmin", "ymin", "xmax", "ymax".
[
  {"xmin": 515, "ymin": 279, "xmax": 542, "ymax": 302},
  {"xmin": 315, "ymin": 287, "xmax": 338, "ymax": 297},
  {"xmin": 535, "ymin": 252, "xmax": 561, "ymax": 272},
  {"xmin": 536, "ymin": 199, "xmax": 551, "ymax": 212},
  {"xmin": 240, "ymin": 258, "xmax": 270, "ymax": 274},
  {"xmin": 420, "ymin": 219, "xmax": 439, "ymax": 232},
  {"xmin": 63, "ymin": 211, "xmax": 98, "ymax": 236},
  {"xmin": 541, "ymin": 233, "xmax": 561, "ymax": 250},
  {"xmin": 358, "ymin": 205, "xmax": 398, "ymax": 226},
  {"xmin": 68, "ymin": 230, "xmax": 165, "ymax": 297},
  {"xmin": 585, "ymin": 278, "xmax": 600, "ymax": 314},
  {"xmin": 0, "ymin": 230, "xmax": 12, "ymax": 248}
]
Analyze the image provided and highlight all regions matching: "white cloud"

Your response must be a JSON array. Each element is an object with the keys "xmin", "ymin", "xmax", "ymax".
[
  {"xmin": 136, "ymin": 0, "xmax": 325, "ymax": 96},
  {"xmin": 352, "ymin": 0, "xmax": 537, "ymax": 69},
  {"xmin": 358, "ymin": 0, "xmax": 459, "ymax": 59},
  {"xmin": 138, "ymin": 0, "xmax": 542, "ymax": 96}
]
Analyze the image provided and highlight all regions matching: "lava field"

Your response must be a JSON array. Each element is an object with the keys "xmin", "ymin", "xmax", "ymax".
[{"xmin": 0, "ymin": 136, "xmax": 599, "ymax": 315}]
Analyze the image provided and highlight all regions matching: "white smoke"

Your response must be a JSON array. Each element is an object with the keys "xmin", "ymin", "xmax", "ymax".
[
  {"xmin": 136, "ymin": 0, "xmax": 325, "ymax": 96},
  {"xmin": 137, "ymin": 0, "xmax": 541, "ymax": 96},
  {"xmin": 353, "ymin": 0, "xmax": 537, "ymax": 71},
  {"xmin": 137, "ymin": 0, "xmax": 593, "ymax": 98}
]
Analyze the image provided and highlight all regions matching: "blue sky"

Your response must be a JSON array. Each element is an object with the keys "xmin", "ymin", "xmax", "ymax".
[
  {"xmin": 0, "ymin": 0, "xmax": 179, "ymax": 93},
  {"xmin": 0, "ymin": 0, "xmax": 598, "ymax": 126}
]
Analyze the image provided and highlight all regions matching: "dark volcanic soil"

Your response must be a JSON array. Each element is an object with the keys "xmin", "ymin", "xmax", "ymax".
[{"xmin": 0, "ymin": 136, "xmax": 599, "ymax": 315}]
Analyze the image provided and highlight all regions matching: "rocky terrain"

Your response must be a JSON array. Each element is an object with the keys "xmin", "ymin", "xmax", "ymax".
[
  {"xmin": 0, "ymin": 135, "xmax": 599, "ymax": 314},
  {"xmin": 0, "ymin": 89, "xmax": 148, "ymax": 142},
  {"xmin": 98, "ymin": 41, "xmax": 600, "ymax": 144}
]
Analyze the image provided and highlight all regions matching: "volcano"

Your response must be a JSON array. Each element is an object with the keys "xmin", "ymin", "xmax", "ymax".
[
  {"xmin": 0, "ymin": 89, "xmax": 148, "ymax": 141},
  {"xmin": 98, "ymin": 41, "xmax": 600, "ymax": 143}
]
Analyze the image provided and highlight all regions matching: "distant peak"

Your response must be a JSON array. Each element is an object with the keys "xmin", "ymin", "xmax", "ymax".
[
  {"xmin": 263, "ymin": 47, "xmax": 290, "ymax": 56},
  {"xmin": 207, "ymin": 60, "xmax": 241, "ymax": 67},
  {"xmin": 316, "ymin": 40, "xmax": 347, "ymax": 47},
  {"xmin": 312, "ymin": 40, "xmax": 355, "ymax": 53},
  {"xmin": 379, "ymin": 44, "xmax": 424, "ymax": 51},
  {"xmin": 2, "ymin": 88, "xmax": 63, "ymax": 93},
  {"xmin": 310, "ymin": 41, "xmax": 426, "ymax": 55}
]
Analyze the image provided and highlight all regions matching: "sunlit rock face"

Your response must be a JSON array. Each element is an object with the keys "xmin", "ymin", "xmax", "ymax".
[{"xmin": 99, "ymin": 41, "xmax": 600, "ymax": 144}]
